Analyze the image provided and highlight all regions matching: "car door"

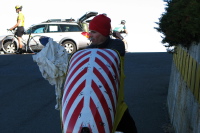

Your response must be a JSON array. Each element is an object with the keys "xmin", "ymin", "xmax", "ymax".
[{"xmin": 43, "ymin": 24, "xmax": 64, "ymax": 43}]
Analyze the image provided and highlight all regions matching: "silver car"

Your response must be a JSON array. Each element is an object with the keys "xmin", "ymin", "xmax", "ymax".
[{"xmin": 0, "ymin": 11, "xmax": 98, "ymax": 54}]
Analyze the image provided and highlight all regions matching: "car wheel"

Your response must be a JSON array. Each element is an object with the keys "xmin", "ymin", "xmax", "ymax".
[
  {"xmin": 3, "ymin": 41, "xmax": 17, "ymax": 53},
  {"xmin": 62, "ymin": 41, "xmax": 77, "ymax": 54}
]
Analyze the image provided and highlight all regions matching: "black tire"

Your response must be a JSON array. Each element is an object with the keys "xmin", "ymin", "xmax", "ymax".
[
  {"xmin": 62, "ymin": 41, "xmax": 76, "ymax": 54},
  {"xmin": 29, "ymin": 35, "xmax": 43, "ymax": 54},
  {"xmin": 1, "ymin": 36, "xmax": 17, "ymax": 54}
]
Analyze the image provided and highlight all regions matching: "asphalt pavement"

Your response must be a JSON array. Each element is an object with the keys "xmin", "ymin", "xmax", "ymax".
[
  {"xmin": 0, "ymin": 52, "xmax": 174, "ymax": 133},
  {"xmin": 124, "ymin": 52, "xmax": 174, "ymax": 133}
]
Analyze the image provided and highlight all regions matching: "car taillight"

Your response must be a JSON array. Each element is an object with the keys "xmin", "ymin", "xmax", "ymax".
[{"xmin": 81, "ymin": 32, "xmax": 90, "ymax": 38}]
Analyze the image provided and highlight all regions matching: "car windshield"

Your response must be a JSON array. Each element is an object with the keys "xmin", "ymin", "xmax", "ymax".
[{"xmin": 26, "ymin": 24, "xmax": 46, "ymax": 34}]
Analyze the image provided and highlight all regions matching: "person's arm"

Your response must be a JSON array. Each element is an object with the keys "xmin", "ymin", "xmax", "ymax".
[
  {"xmin": 124, "ymin": 25, "xmax": 128, "ymax": 34},
  {"xmin": 124, "ymin": 29, "xmax": 128, "ymax": 34}
]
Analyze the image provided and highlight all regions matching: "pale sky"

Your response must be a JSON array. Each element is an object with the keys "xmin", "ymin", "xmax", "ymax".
[{"xmin": 0, "ymin": 0, "xmax": 166, "ymax": 52}]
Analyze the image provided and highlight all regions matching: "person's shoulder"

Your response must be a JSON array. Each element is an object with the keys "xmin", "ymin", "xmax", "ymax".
[
  {"xmin": 109, "ymin": 39, "xmax": 125, "ymax": 56},
  {"xmin": 111, "ymin": 38, "xmax": 123, "ymax": 44},
  {"xmin": 86, "ymin": 44, "xmax": 96, "ymax": 48},
  {"xmin": 18, "ymin": 12, "xmax": 24, "ymax": 16},
  {"xmin": 110, "ymin": 39, "xmax": 124, "ymax": 48}
]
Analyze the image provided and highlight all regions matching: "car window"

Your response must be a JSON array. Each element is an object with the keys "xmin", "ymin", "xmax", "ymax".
[
  {"xmin": 47, "ymin": 24, "xmax": 61, "ymax": 33},
  {"xmin": 26, "ymin": 25, "xmax": 46, "ymax": 34},
  {"xmin": 60, "ymin": 24, "xmax": 82, "ymax": 32}
]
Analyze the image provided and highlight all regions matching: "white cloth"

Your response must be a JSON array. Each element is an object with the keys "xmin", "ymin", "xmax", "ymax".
[{"xmin": 32, "ymin": 38, "xmax": 68, "ymax": 110}]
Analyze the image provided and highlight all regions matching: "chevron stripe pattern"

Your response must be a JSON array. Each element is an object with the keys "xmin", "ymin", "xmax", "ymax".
[{"xmin": 62, "ymin": 49, "xmax": 120, "ymax": 133}]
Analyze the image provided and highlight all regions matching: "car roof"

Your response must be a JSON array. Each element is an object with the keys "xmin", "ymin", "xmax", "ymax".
[
  {"xmin": 40, "ymin": 22, "xmax": 79, "ymax": 25},
  {"xmin": 30, "ymin": 22, "xmax": 79, "ymax": 27},
  {"xmin": 28, "ymin": 11, "xmax": 98, "ymax": 28}
]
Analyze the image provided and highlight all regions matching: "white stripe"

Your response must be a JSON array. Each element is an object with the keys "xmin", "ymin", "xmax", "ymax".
[
  {"xmin": 62, "ymin": 96, "xmax": 83, "ymax": 132},
  {"xmin": 62, "ymin": 49, "xmax": 120, "ymax": 133},
  {"xmin": 67, "ymin": 54, "xmax": 89, "ymax": 79},
  {"xmin": 90, "ymin": 92, "xmax": 111, "ymax": 132},
  {"xmin": 69, "ymin": 49, "xmax": 89, "ymax": 66},
  {"xmin": 96, "ymin": 50, "xmax": 120, "ymax": 84},
  {"xmin": 93, "ymin": 55, "xmax": 118, "ymax": 108}
]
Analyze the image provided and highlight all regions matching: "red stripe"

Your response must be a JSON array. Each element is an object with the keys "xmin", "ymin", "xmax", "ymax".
[
  {"xmin": 104, "ymin": 49, "xmax": 120, "ymax": 84},
  {"xmin": 68, "ymin": 51, "xmax": 91, "ymax": 72},
  {"xmin": 95, "ymin": 57, "xmax": 118, "ymax": 102},
  {"xmin": 97, "ymin": 51, "xmax": 119, "ymax": 95},
  {"xmin": 78, "ymin": 123, "xmax": 83, "ymax": 133},
  {"xmin": 90, "ymin": 97, "xmax": 106, "ymax": 133},
  {"xmin": 64, "ymin": 58, "xmax": 89, "ymax": 89},
  {"xmin": 104, "ymin": 49, "xmax": 119, "ymax": 66},
  {"xmin": 69, "ymin": 50, "xmax": 87, "ymax": 65},
  {"xmin": 93, "ymin": 67, "xmax": 116, "ymax": 113},
  {"xmin": 63, "ymin": 80, "xmax": 86, "ymax": 123},
  {"xmin": 66, "ymin": 98, "xmax": 84, "ymax": 133},
  {"xmin": 62, "ymin": 68, "xmax": 87, "ymax": 105},
  {"xmin": 92, "ymin": 80, "xmax": 113, "ymax": 132}
]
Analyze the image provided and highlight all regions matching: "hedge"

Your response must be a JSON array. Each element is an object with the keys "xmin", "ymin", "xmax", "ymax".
[{"xmin": 155, "ymin": 0, "xmax": 200, "ymax": 48}]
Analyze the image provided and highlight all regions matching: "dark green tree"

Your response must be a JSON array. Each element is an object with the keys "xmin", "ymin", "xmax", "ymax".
[{"xmin": 155, "ymin": 0, "xmax": 200, "ymax": 48}]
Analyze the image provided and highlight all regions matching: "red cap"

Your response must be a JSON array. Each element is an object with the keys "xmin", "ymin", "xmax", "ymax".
[{"xmin": 89, "ymin": 14, "xmax": 111, "ymax": 37}]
